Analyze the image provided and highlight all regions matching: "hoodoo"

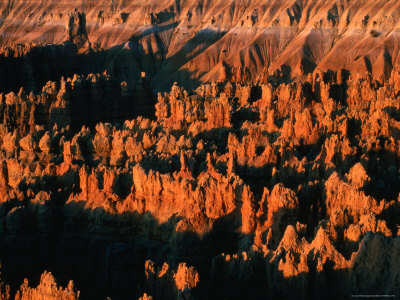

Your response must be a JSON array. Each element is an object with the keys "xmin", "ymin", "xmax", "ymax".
[{"xmin": 0, "ymin": 1, "xmax": 399, "ymax": 299}]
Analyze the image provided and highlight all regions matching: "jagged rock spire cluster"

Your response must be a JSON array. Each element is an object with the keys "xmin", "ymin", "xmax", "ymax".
[{"xmin": 0, "ymin": 68, "xmax": 398, "ymax": 298}]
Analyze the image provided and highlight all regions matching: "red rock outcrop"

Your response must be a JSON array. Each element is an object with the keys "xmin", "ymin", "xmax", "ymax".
[
  {"xmin": 143, "ymin": 260, "xmax": 199, "ymax": 300},
  {"xmin": 0, "ymin": 63, "xmax": 398, "ymax": 299},
  {"xmin": 14, "ymin": 271, "xmax": 79, "ymax": 300}
]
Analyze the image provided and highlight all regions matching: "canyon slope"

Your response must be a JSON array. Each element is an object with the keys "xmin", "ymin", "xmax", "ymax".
[{"xmin": 1, "ymin": 0, "xmax": 400, "ymax": 91}]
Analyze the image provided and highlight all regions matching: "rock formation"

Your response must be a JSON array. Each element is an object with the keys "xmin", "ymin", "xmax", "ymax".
[
  {"xmin": 15, "ymin": 272, "xmax": 79, "ymax": 300},
  {"xmin": 0, "ymin": 1, "xmax": 399, "ymax": 300},
  {"xmin": 0, "ymin": 72, "xmax": 397, "ymax": 298},
  {"xmin": 66, "ymin": 11, "xmax": 90, "ymax": 52}
]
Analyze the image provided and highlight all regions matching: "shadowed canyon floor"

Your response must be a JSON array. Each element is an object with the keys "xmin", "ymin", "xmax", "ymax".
[{"xmin": 0, "ymin": 1, "xmax": 399, "ymax": 300}]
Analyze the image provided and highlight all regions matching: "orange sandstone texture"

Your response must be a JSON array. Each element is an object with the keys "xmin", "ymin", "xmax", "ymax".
[
  {"xmin": 0, "ymin": 72, "xmax": 398, "ymax": 299},
  {"xmin": 3, "ymin": 1, "xmax": 400, "ymax": 92},
  {"xmin": 14, "ymin": 272, "xmax": 79, "ymax": 300},
  {"xmin": 0, "ymin": 1, "xmax": 399, "ymax": 299}
]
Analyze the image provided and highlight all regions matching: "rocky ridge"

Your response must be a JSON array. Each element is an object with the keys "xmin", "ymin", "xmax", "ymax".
[{"xmin": 2, "ymin": 1, "xmax": 400, "ymax": 91}]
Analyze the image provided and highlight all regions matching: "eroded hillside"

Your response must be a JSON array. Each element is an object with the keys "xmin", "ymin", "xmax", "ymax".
[
  {"xmin": 1, "ymin": 0, "xmax": 400, "ymax": 91},
  {"xmin": 0, "ymin": 1, "xmax": 399, "ymax": 300}
]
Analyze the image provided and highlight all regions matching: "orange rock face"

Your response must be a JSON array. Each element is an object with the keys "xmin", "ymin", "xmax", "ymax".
[
  {"xmin": 0, "ymin": 1, "xmax": 400, "ymax": 300},
  {"xmin": 0, "ymin": 73, "xmax": 397, "ymax": 299},
  {"xmin": 14, "ymin": 271, "xmax": 79, "ymax": 300},
  {"xmin": 3, "ymin": 1, "xmax": 400, "ymax": 92}
]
